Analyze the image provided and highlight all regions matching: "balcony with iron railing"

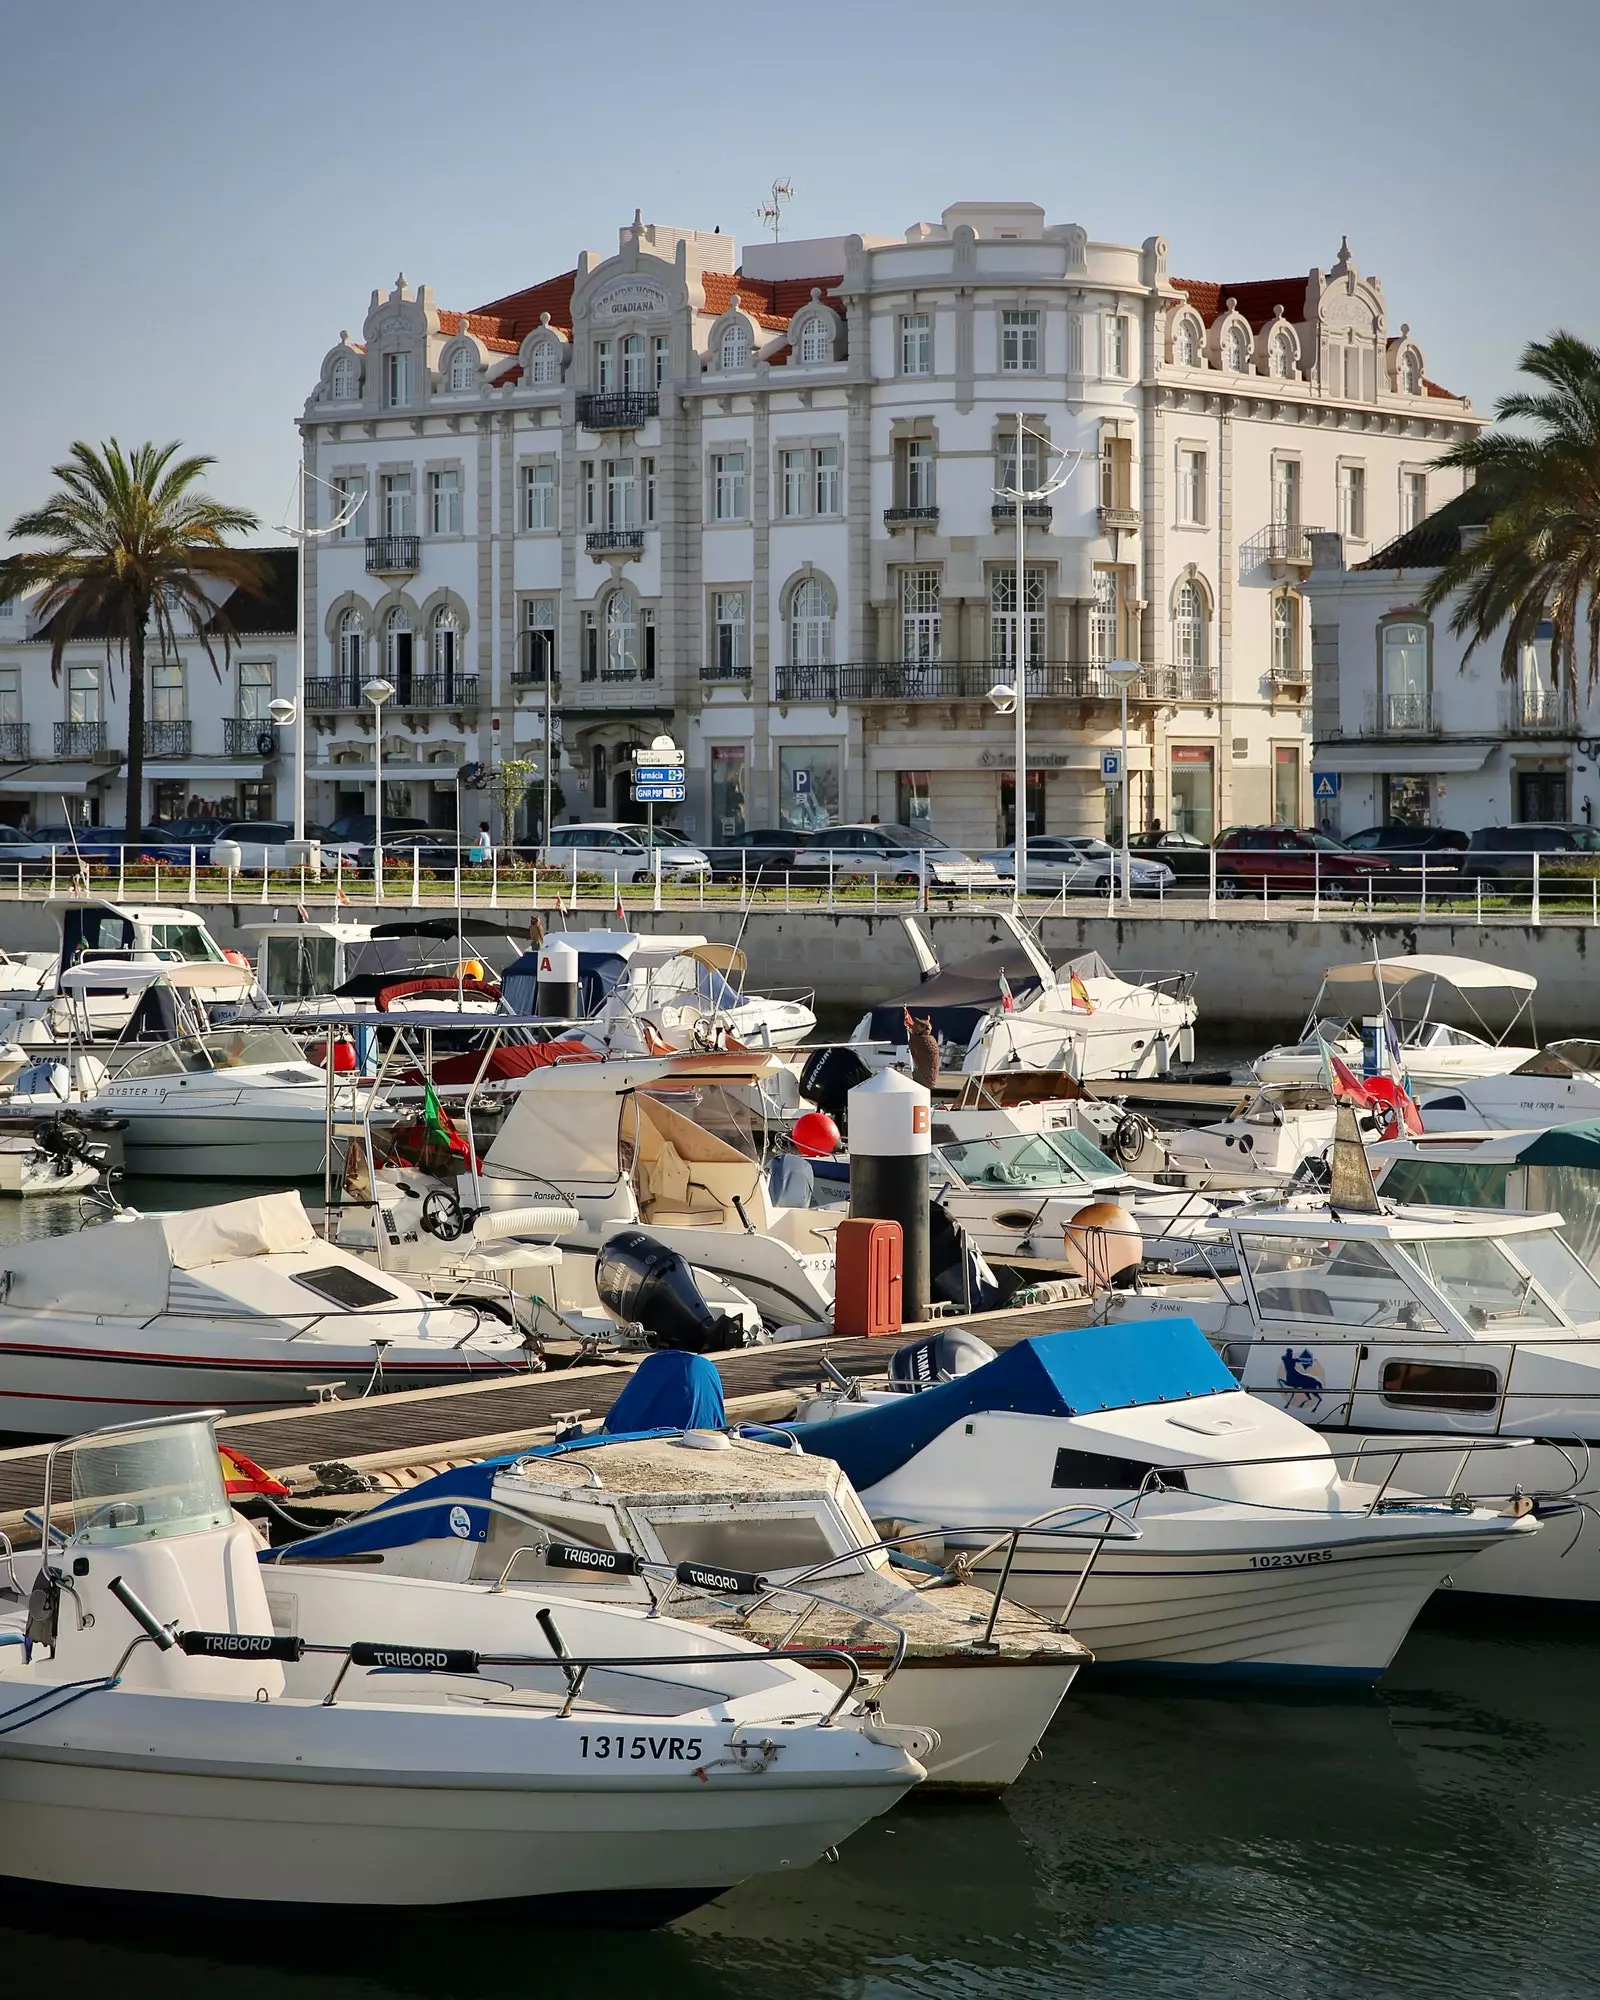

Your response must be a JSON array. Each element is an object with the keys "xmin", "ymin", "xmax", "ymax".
[
  {"xmin": 773, "ymin": 660, "xmax": 1219, "ymax": 705},
  {"xmin": 225, "ymin": 717, "xmax": 282, "ymax": 757},
  {"xmin": 1239, "ymin": 523, "xmax": 1326, "ymax": 575},
  {"xmin": 1504, "ymin": 685, "xmax": 1576, "ymax": 735},
  {"xmin": 1098, "ymin": 503, "xmax": 1140, "ymax": 532},
  {"xmin": 365, "ymin": 535, "xmax": 420, "ymax": 576},
  {"xmin": 0, "ymin": 723, "xmax": 30, "ymax": 760},
  {"xmin": 1360, "ymin": 690, "xmax": 1439, "ymax": 737},
  {"xmin": 144, "ymin": 721, "xmax": 192, "ymax": 758},
  {"xmin": 990, "ymin": 501, "xmax": 1055, "ymax": 527},
  {"xmin": 575, "ymin": 390, "xmax": 659, "ymax": 431},
  {"xmin": 585, "ymin": 527, "xmax": 645, "ymax": 557},
  {"xmin": 305, "ymin": 675, "xmax": 479, "ymax": 712},
  {"xmin": 513, "ymin": 634, "xmax": 558, "ymax": 687},
  {"xmin": 883, "ymin": 505, "xmax": 940, "ymax": 529},
  {"xmin": 55, "ymin": 721, "xmax": 108, "ymax": 757},
  {"xmin": 701, "ymin": 659, "xmax": 752, "ymax": 685}
]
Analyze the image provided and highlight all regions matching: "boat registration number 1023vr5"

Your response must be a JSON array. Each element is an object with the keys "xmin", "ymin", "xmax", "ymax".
[
  {"xmin": 579, "ymin": 1733, "xmax": 706, "ymax": 1762},
  {"xmin": 1249, "ymin": 1549, "xmax": 1334, "ymax": 1570}
]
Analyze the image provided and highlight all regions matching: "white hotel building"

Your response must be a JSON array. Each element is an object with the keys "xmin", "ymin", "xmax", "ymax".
[{"xmin": 288, "ymin": 202, "xmax": 1481, "ymax": 849}]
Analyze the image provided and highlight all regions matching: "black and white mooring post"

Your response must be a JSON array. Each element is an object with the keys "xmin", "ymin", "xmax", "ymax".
[
  {"xmin": 847, "ymin": 1067, "xmax": 932, "ymax": 1324},
  {"xmin": 536, "ymin": 939, "xmax": 580, "ymax": 1020}
]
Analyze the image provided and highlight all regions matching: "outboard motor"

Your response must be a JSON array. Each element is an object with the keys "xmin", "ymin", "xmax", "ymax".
[
  {"xmin": 798, "ymin": 1045, "xmax": 873, "ymax": 1124},
  {"xmin": 595, "ymin": 1229, "xmax": 749, "ymax": 1354},
  {"xmin": 887, "ymin": 1324, "xmax": 998, "ymax": 1392}
]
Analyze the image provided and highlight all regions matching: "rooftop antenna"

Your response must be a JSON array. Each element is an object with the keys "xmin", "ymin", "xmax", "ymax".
[{"xmin": 755, "ymin": 179, "xmax": 796, "ymax": 242}]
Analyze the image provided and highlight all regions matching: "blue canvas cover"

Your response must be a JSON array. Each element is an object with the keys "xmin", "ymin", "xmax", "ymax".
[
  {"xmin": 784, "ymin": 1317, "xmax": 1231, "ymax": 1496},
  {"xmin": 601, "ymin": 1351, "xmax": 726, "ymax": 1434}
]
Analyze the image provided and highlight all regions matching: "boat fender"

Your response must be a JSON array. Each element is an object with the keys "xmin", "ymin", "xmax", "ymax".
[
  {"xmin": 675, "ymin": 1560, "xmax": 766, "ymax": 1597},
  {"xmin": 349, "ymin": 1642, "xmax": 480, "ymax": 1674},
  {"xmin": 178, "ymin": 1630, "xmax": 305, "ymax": 1663},
  {"xmin": 545, "ymin": 1541, "xmax": 643, "ymax": 1577}
]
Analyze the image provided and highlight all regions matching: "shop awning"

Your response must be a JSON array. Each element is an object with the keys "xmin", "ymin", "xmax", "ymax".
[
  {"xmin": 307, "ymin": 765, "xmax": 463, "ymax": 784},
  {"xmin": 141, "ymin": 761, "xmax": 267, "ymax": 781},
  {"xmin": 1312, "ymin": 743, "xmax": 1494, "ymax": 774},
  {"xmin": 0, "ymin": 763, "xmax": 118, "ymax": 795}
]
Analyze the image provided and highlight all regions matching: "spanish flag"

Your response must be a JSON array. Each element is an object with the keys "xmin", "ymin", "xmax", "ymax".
[{"xmin": 1068, "ymin": 970, "xmax": 1094, "ymax": 1013}]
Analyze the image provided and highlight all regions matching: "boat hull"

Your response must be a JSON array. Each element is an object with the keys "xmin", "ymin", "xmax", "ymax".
[
  {"xmin": 110, "ymin": 1113, "xmax": 334, "ymax": 1181},
  {"xmin": 845, "ymin": 1657, "xmax": 1077, "ymax": 1791}
]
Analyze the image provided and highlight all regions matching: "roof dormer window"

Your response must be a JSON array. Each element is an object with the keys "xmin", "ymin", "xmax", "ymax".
[
  {"xmin": 448, "ymin": 346, "xmax": 475, "ymax": 392},
  {"xmin": 1226, "ymin": 324, "xmax": 1250, "ymax": 373},
  {"xmin": 799, "ymin": 316, "xmax": 832, "ymax": 365},
  {"xmin": 529, "ymin": 339, "xmax": 561, "ymax": 387},
  {"xmin": 720, "ymin": 322, "xmax": 751, "ymax": 371},
  {"xmin": 383, "ymin": 351, "xmax": 413, "ymax": 409},
  {"xmin": 329, "ymin": 354, "xmax": 359, "ymax": 400},
  {"xmin": 1174, "ymin": 318, "xmax": 1200, "ymax": 368}
]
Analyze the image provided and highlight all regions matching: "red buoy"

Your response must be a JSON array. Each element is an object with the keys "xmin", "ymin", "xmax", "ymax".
[{"xmin": 792, "ymin": 1110, "xmax": 841, "ymax": 1158}]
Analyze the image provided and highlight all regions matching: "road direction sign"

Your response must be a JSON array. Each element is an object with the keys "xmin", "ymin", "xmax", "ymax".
[
  {"xmin": 633, "ymin": 746, "xmax": 684, "ymax": 764},
  {"xmin": 1312, "ymin": 770, "xmax": 1341, "ymax": 800},
  {"xmin": 631, "ymin": 766, "xmax": 681, "ymax": 785},
  {"xmin": 633, "ymin": 783, "xmax": 686, "ymax": 804}
]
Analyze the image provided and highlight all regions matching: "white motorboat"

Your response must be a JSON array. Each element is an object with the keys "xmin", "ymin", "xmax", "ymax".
[
  {"xmin": 245, "ymin": 916, "xmax": 523, "ymax": 1020},
  {"xmin": 0, "ymin": 1126, "xmax": 110, "ymax": 1199},
  {"xmin": 0, "ymin": 1190, "xmax": 537, "ymax": 1438},
  {"xmin": 0, "ymin": 1411, "xmax": 925, "ymax": 1918},
  {"xmin": 1099, "ymin": 1144, "xmax": 1600, "ymax": 1602},
  {"xmin": 787, "ymin": 1319, "xmax": 1533, "ymax": 1681},
  {"xmin": 1372, "ymin": 1119, "xmax": 1600, "ymax": 1266},
  {"xmin": 68, "ymin": 1019, "xmax": 376, "ymax": 1180},
  {"xmin": 273, "ymin": 1351, "xmax": 1089, "ymax": 1793},
  {"xmin": 1114, "ymin": 1084, "xmax": 1340, "ymax": 1192},
  {"xmin": 1414, "ymin": 1040, "xmax": 1600, "ymax": 1132},
  {"xmin": 849, "ymin": 916, "xmax": 1196, "ymax": 1082},
  {"xmin": 1256, "ymin": 954, "xmax": 1538, "ymax": 1089},
  {"xmin": 500, "ymin": 930, "xmax": 816, "ymax": 1052}
]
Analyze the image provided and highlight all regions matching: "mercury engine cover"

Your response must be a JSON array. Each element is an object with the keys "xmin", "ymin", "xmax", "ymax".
[
  {"xmin": 797, "ymin": 1045, "xmax": 873, "ymax": 1122},
  {"xmin": 888, "ymin": 1325, "xmax": 999, "ymax": 1392},
  {"xmin": 595, "ymin": 1229, "xmax": 749, "ymax": 1354}
]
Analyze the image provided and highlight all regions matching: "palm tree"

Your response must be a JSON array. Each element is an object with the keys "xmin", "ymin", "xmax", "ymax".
[
  {"xmin": 0, "ymin": 440, "xmax": 267, "ymax": 831},
  {"xmin": 1422, "ymin": 332, "xmax": 1600, "ymax": 693}
]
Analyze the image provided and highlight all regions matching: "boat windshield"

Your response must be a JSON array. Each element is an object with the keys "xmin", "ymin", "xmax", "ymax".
[
  {"xmin": 114, "ymin": 1027, "xmax": 308, "ymax": 1080},
  {"xmin": 1403, "ymin": 1233, "xmax": 1576, "ymax": 1330},
  {"xmin": 149, "ymin": 923, "xmax": 225, "ymax": 963},
  {"xmin": 69, "ymin": 1418, "xmax": 231, "ymax": 1547},
  {"xmin": 933, "ymin": 1128, "xmax": 1117, "ymax": 1189},
  {"xmin": 629, "ymin": 1082, "xmax": 762, "ymax": 1166},
  {"xmin": 645, "ymin": 1506, "xmax": 855, "ymax": 1578},
  {"xmin": 1237, "ymin": 1233, "xmax": 1443, "ymax": 1330},
  {"xmin": 264, "ymin": 932, "xmax": 339, "ymax": 999}
]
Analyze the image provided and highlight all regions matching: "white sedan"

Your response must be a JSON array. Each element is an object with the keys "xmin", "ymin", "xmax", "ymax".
[{"xmin": 981, "ymin": 836, "xmax": 1177, "ymax": 896}]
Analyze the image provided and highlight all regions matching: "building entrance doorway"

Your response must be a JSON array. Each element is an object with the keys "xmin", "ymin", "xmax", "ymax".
[{"xmin": 1517, "ymin": 769, "xmax": 1568, "ymax": 823}]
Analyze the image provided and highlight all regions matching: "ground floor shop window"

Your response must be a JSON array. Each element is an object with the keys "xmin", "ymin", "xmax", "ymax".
[
  {"xmin": 779, "ymin": 744, "xmax": 840, "ymax": 833},
  {"xmin": 1383, "ymin": 774, "xmax": 1430, "ymax": 826},
  {"xmin": 1000, "ymin": 771, "xmax": 1045, "ymax": 845},
  {"xmin": 710, "ymin": 745, "xmax": 747, "ymax": 840},
  {"xmin": 1273, "ymin": 746, "xmax": 1301, "ymax": 827},
  {"xmin": 1170, "ymin": 745, "xmax": 1214, "ymax": 842},
  {"xmin": 152, "ymin": 781, "xmax": 187, "ymax": 822},
  {"xmin": 896, "ymin": 770, "xmax": 932, "ymax": 835},
  {"xmin": 239, "ymin": 781, "xmax": 273, "ymax": 820}
]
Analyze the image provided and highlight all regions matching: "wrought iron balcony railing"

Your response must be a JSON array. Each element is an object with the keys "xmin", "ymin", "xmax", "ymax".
[
  {"xmin": 1505, "ymin": 686, "xmax": 1575, "ymax": 734},
  {"xmin": 306, "ymin": 676, "xmax": 478, "ymax": 712},
  {"xmin": 575, "ymin": 391, "xmax": 659, "ymax": 430},
  {"xmin": 1360, "ymin": 690, "xmax": 1438, "ymax": 737},
  {"xmin": 701, "ymin": 661, "xmax": 752, "ymax": 683},
  {"xmin": 225, "ymin": 717, "xmax": 281, "ymax": 756},
  {"xmin": 144, "ymin": 721, "xmax": 192, "ymax": 758},
  {"xmin": 883, "ymin": 505, "xmax": 939, "ymax": 528},
  {"xmin": 774, "ymin": 660, "xmax": 1219, "ymax": 704},
  {"xmin": 585, "ymin": 528, "xmax": 644, "ymax": 555},
  {"xmin": 365, "ymin": 535, "xmax": 420, "ymax": 575},
  {"xmin": 55, "ymin": 721, "xmax": 106, "ymax": 756},
  {"xmin": 0, "ymin": 723, "xmax": 29, "ymax": 760},
  {"xmin": 1239, "ymin": 523, "xmax": 1326, "ymax": 573},
  {"xmin": 514, "ymin": 633, "xmax": 558, "ymax": 686}
]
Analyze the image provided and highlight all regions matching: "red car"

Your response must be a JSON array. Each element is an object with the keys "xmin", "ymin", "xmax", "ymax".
[{"xmin": 1213, "ymin": 826, "xmax": 1392, "ymax": 897}]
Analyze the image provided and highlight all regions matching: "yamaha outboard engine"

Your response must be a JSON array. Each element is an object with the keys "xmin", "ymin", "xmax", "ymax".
[
  {"xmin": 798, "ymin": 1045, "xmax": 873, "ymax": 1124},
  {"xmin": 595, "ymin": 1229, "xmax": 749, "ymax": 1354},
  {"xmin": 887, "ymin": 1325, "xmax": 998, "ymax": 1392}
]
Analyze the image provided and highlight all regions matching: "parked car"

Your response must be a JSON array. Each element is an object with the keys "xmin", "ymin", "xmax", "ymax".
[
  {"xmin": 152, "ymin": 816, "xmax": 232, "ymax": 846},
  {"xmin": 355, "ymin": 828, "xmax": 478, "ymax": 874},
  {"xmin": 1128, "ymin": 828, "xmax": 1213, "ymax": 883},
  {"xmin": 1342, "ymin": 825, "xmax": 1469, "ymax": 870},
  {"xmin": 982, "ymin": 836, "xmax": 1175, "ymax": 896},
  {"xmin": 26, "ymin": 824, "xmax": 194, "ymax": 863},
  {"xmin": 1459, "ymin": 823, "xmax": 1600, "ymax": 883},
  {"xmin": 802, "ymin": 824, "xmax": 1002, "ymax": 890},
  {"xmin": 698, "ymin": 829, "xmax": 814, "ymax": 882},
  {"xmin": 1213, "ymin": 826, "xmax": 1391, "ymax": 897},
  {"xmin": 210, "ymin": 822, "xmax": 361, "ymax": 870},
  {"xmin": 323, "ymin": 813, "xmax": 433, "ymax": 846},
  {"xmin": 536, "ymin": 823, "xmax": 710, "ymax": 883},
  {"xmin": 616, "ymin": 824, "xmax": 716, "ymax": 877}
]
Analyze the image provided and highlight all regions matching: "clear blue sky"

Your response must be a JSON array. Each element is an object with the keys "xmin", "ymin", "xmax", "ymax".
[{"xmin": 2, "ymin": 0, "xmax": 1595, "ymax": 541}]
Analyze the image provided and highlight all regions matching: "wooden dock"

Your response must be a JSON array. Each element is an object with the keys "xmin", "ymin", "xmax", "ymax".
[{"xmin": 0, "ymin": 1296, "xmax": 1093, "ymax": 1533}]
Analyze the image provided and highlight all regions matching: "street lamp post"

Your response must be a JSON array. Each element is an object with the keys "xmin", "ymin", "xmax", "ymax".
[
  {"xmin": 276, "ymin": 465, "xmax": 365, "ymax": 855},
  {"xmin": 364, "ymin": 676, "xmax": 395, "ymax": 903},
  {"xmin": 1105, "ymin": 660, "xmax": 1144, "ymax": 910}
]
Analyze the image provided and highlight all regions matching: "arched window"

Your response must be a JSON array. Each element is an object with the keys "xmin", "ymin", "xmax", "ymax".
[
  {"xmin": 799, "ymin": 316, "xmax": 832, "ymax": 365},
  {"xmin": 432, "ymin": 608, "xmax": 460, "ymax": 694},
  {"xmin": 1173, "ymin": 579, "xmax": 1206, "ymax": 667},
  {"xmin": 338, "ymin": 610, "xmax": 365, "ymax": 697},
  {"xmin": 719, "ymin": 321, "xmax": 750, "ymax": 371},
  {"xmin": 329, "ymin": 355, "xmax": 358, "ymax": 400},
  {"xmin": 1226, "ymin": 324, "xmax": 1250, "ymax": 373},
  {"xmin": 1402, "ymin": 349, "xmax": 1423, "ymax": 396},
  {"xmin": 386, "ymin": 607, "xmax": 414, "ymax": 698},
  {"xmin": 604, "ymin": 590, "xmax": 638, "ymax": 678},
  {"xmin": 1271, "ymin": 331, "xmax": 1296, "ymax": 379},
  {"xmin": 1272, "ymin": 593, "xmax": 1301, "ymax": 682},
  {"xmin": 789, "ymin": 576, "xmax": 835, "ymax": 665},
  {"xmin": 448, "ymin": 346, "xmax": 475, "ymax": 392},
  {"xmin": 621, "ymin": 334, "xmax": 646, "ymax": 391},
  {"xmin": 1174, "ymin": 318, "xmax": 1200, "ymax": 367},
  {"xmin": 529, "ymin": 340, "xmax": 561, "ymax": 386}
]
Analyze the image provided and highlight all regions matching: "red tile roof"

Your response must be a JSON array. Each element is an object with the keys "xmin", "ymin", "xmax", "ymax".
[
  {"xmin": 440, "ymin": 271, "xmax": 579, "ymax": 350},
  {"xmin": 436, "ymin": 310, "xmax": 521, "ymax": 355},
  {"xmin": 1423, "ymin": 376, "xmax": 1461, "ymax": 400},
  {"xmin": 490, "ymin": 363, "xmax": 524, "ymax": 389},
  {"xmin": 1171, "ymin": 275, "xmax": 1309, "ymax": 330},
  {"xmin": 699, "ymin": 270, "xmax": 842, "ymax": 331}
]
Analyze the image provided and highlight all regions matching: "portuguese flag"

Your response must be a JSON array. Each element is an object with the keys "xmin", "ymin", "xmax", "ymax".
[{"xmin": 423, "ymin": 1082, "xmax": 472, "ymax": 1165}]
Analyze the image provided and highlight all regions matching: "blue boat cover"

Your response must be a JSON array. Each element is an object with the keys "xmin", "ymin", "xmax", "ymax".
[
  {"xmin": 784, "ymin": 1317, "xmax": 1231, "ymax": 1496},
  {"xmin": 601, "ymin": 1351, "xmax": 726, "ymax": 1434}
]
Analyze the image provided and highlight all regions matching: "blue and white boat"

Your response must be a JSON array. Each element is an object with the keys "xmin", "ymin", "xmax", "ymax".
[{"xmin": 786, "ymin": 1319, "xmax": 1534, "ymax": 1683}]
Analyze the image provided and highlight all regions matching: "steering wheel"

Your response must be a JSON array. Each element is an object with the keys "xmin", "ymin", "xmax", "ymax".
[{"xmin": 421, "ymin": 1188, "xmax": 466, "ymax": 1242}]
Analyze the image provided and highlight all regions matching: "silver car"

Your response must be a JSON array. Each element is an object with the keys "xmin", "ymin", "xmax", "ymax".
[
  {"xmin": 981, "ymin": 836, "xmax": 1176, "ymax": 895},
  {"xmin": 538, "ymin": 822, "xmax": 711, "ymax": 883},
  {"xmin": 802, "ymin": 824, "xmax": 1002, "ymax": 888}
]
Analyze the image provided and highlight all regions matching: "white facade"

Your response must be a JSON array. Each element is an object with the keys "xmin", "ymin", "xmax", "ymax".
[
  {"xmin": 1305, "ymin": 499, "xmax": 1585, "ymax": 833},
  {"xmin": 0, "ymin": 553, "xmax": 296, "ymax": 827},
  {"xmin": 296, "ymin": 209, "xmax": 1481, "ymax": 848}
]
